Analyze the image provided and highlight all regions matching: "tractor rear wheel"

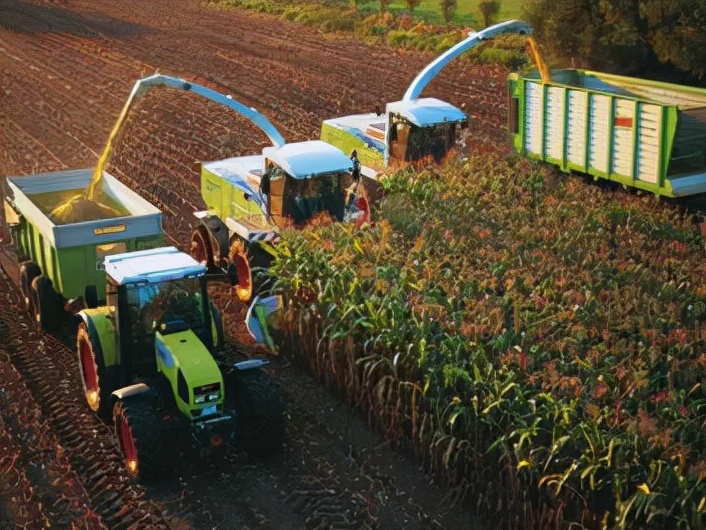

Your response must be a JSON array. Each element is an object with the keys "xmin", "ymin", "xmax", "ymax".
[
  {"xmin": 77, "ymin": 322, "xmax": 119, "ymax": 419},
  {"xmin": 113, "ymin": 395, "xmax": 163, "ymax": 482},
  {"xmin": 31, "ymin": 275, "xmax": 61, "ymax": 332},
  {"xmin": 226, "ymin": 367, "xmax": 286, "ymax": 458},
  {"xmin": 19, "ymin": 261, "xmax": 41, "ymax": 312},
  {"xmin": 190, "ymin": 225, "xmax": 215, "ymax": 270}
]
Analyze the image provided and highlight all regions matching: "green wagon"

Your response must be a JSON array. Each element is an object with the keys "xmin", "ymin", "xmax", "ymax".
[
  {"xmin": 508, "ymin": 69, "xmax": 706, "ymax": 197},
  {"xmin": 2, "ymin": 168, "xmax": 166, "ymax": 329}
]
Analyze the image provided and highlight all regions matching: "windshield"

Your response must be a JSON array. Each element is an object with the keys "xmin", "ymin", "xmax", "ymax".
[
  {"xmin": 286, "ymin": 172, "xmax": 348, "ymax": 224},
  {"xmin": 126, "ymin": 277, "xmax": 208, "ymax": 337},
  {"xmin": 389, "ymin": 116, "xmax": 458, "ymax": 164}
]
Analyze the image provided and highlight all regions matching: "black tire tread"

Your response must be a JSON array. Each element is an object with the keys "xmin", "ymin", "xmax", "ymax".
[
  {"xmin": 77, "ymin": 322, "xmax": 120, "ymax": 419},
  {"xmin": 32, "ymin": 275, "xmax": 60, "ymax": 332},
  {"xmin": 226, "ymin": 368, "xmax": 286, "ymax": 458},
  {"xmin": 113, "ymin": 394, "xmax": 164, "ymax": 482}
]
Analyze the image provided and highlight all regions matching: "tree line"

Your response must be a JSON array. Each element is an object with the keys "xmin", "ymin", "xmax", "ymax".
[{"xmin": 522, "ymin": 0, "xmax": 706, "ymax": 83}]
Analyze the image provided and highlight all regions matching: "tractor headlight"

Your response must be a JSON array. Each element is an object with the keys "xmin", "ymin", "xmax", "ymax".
[
  {"xmin": 207, "ymin": 392, "xmax": 219, "ymax": 402},
  {"xmin": 195, "ymin": 394, "xmax": 206, "ymax": 404}
]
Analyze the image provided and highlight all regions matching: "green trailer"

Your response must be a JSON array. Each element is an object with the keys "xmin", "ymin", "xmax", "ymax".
[
  {"xmin": 2, "ymin": 168, "xmax": 166, "ymax": 329},
  {"xmin": 508, "ymin": 69, "xmax": 706, "ymax": 197}
]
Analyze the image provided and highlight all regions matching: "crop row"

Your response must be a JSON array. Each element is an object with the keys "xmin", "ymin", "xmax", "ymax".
[{"xmin": 267, "ymin": 153, "xmax": 706, "ymax": 529}]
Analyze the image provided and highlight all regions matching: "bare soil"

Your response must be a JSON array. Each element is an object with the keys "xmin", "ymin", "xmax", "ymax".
[{"xmin": 0, "ymin": 1, "xmax": 512, "ymax": 528}]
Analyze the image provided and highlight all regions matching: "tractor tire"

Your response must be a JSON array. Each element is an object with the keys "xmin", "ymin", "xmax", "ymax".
[
  {"xmin": 209, "ymin": 300, "xmax": 225, "ymax": 349},
  {"xmin": 229, "ymin": 238, "xmax": 253, "ymax": 303},
  {"xmin": 19, "ymin": 261, "xmax": 41, "ymax": 312},
  {"xmin": 226, "ymin": 367, "xmax": 286, "ymax": 459},
  {"xmin": 77, "ymin": 322, "xmax": 119, "ymax": 419},
  {"xmin": 229, "ymin": 238, "xmax": 273, "ymax": 304},
  {"xmin": 113, "ymin": 394, "xmax": 164, "ymax": 482},
  {"xmin": 190, "ymin": 225, "xmax": 216, "ymax": 270},
  {"xmin": 31, "ymin": 275, "xmax": 61, "ymax": 332}
]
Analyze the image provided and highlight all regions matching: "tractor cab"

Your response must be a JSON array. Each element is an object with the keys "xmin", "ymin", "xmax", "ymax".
[{"xmin": 100, "ymin": 247, "xmax": 225, "ymax": 421}]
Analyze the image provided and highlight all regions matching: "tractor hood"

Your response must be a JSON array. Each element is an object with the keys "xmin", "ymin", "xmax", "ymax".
[
  {"xmin": 386, "ymin": 98, "xmax": 467, "ymax": 127},
  {"xmin": 156, "ymin": 329, "xmax": 221, "ymax": 387},
  {"xmin": 155, "ymin": 329, "xmax": 224, "ymax": 418}
]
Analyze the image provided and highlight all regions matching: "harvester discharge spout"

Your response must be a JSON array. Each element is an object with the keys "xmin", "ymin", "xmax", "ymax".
[
  {"xmin": 402, "ymin": 20, "xmax": 533, "ymax": 102},
  {"xmin": 131, "ymin": 73, "xmax": 287, "ymax": 148}
]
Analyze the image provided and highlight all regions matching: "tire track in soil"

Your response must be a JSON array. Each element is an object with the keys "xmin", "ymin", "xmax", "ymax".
[
  {"xmin": 0, "ymin": 270, "xmax": 176, "ymax": 529},
  {"xmin": 0, "ymin": 347, "xmax": 97, "ymax": 529}
]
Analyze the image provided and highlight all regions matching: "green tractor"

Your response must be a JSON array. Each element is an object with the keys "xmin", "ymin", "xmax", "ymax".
[{"xmin": 76, "ymin": 245, "xmax": 285, "ymax": 480}]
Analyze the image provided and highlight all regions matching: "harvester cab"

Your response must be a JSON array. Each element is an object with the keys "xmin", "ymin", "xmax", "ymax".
[
  {"xmin": 320, "ymin": 20, "xmax": 533, "ymax": 178},
  {"xmin": 194, "ymin": 137, "xmax": 369, "ymax": 303},
  {"xmin": 76, "ymin": 246, "xmax": 285, "ymax": 480}
]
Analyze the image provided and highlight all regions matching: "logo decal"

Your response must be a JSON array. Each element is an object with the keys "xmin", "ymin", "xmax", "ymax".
[{"xmin": 94, "ymin": 224, "xmax": 127, "ymax": 235}]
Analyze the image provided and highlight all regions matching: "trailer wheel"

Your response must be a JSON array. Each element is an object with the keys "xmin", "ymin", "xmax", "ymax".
[
  {"xmin": 77, "ymin": 322, "xmax": 118, "ymax": 418},
  {"xmin": 226, "ymin": 367, "xmax": 286, "ymax": 458},
  {"xmin": 229, "ymin": 239, "xmax": 253, "ymax": 303},
  {"xmin": 113, "ymin": 395, "xmax": 163, "ymax": 482},
  {"xmin": 19, "ymin": 261, "xmax": 41, "ymax": 312},
  {"xmin": 84, "ymin": 285, "xmax": 99, "ymax": 309},
  {"xmin": 31, "ymin": 275, "xmax": 61, "ymax": 332},
  {"xmin": 190, "ymin": 225, "xmax": 215, "ymax": 270}
]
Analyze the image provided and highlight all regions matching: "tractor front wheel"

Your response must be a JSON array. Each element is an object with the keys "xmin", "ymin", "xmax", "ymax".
[
  {"xmin": 113, "ymin": 395, "xmax": 163, "ymax": 482},
  {"xmin": 77, "ymin": 322, "xmax": 118, "ymax": 418},
  {"xmin": 31, "ymin": 275, "xmax": 61, "ymax": 332},
  {"xmin": 226, "ymin": 367, "xmax": 286, "ymax": 458}
]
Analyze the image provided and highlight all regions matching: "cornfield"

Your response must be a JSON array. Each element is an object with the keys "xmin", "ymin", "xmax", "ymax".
[{"xmin": 269, "ymin": 153, "xmax": 706, "ymax": 529}]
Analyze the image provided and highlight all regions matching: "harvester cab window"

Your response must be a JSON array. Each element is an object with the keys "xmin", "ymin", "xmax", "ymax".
[
  {"xmin": 389, "ymin": 113, "xmax": 458, "ymax": 164},
  {"xmin": 407, "ymin": 123, "xmax": 456, "ymax": 164},
  {"xmin": 388, "ymin": 116, "xmax": 410, "ymax": 163},
  {"xmin": 264, "ymin": 165, "xmax": 287, "ymax": 220},
  {"xmin": 286, "ymin": 173, "xmax": 347, "ymax": 225}
]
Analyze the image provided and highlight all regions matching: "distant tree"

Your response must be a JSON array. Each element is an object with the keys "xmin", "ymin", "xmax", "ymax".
[
  {"xmin": 478, "ymin": 0, "xmax": 501, "ymax": 28},
  {"xmin": 406, "ymin": 0, "xmax": 422, "ymax": 15},
  {"xmin": 524, "ymin": 0, "xmax": 706, "ymax": 79},
  {"xmin": 439, "ymin": 0, "xmax": 457, "ymax": 24},
  {"xmin": 523, "ymin": 0, "xmax": 603, "ymax": 63}
]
